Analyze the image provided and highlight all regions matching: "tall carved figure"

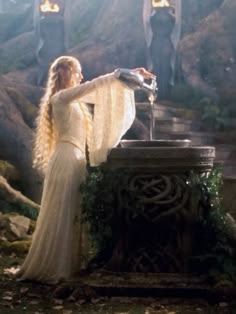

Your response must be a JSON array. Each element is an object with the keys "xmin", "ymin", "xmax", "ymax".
[
  {"xmin": 34, "ymin": 0, "xmax": 66, "ymax": 85},
  {"xmin": 143, "ymin": 0, "xmax": 182, "ymax": 99}
]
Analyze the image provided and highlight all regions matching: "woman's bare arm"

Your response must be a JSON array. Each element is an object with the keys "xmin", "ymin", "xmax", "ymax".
[{"xmin": 133, "ymin": 68, "xmax": 156, "ymax": 79}]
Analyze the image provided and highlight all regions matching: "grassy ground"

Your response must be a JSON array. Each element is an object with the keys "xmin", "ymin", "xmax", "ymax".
[{"xmin": 0, "ymin": 253, "xmax": 236, "ymax": 314}]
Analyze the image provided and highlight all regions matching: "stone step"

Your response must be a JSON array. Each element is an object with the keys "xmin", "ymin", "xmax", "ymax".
[
  {"xmin": 136, "ymin": 102, "xmax": 199, "ymax": 120},
  {"xmin": 154, "ymin": 103, "xmax": 199, "ymax": 121},
  {"xmin": 154, "ymin": 117, "xmax": 192, "ymax": 134}
]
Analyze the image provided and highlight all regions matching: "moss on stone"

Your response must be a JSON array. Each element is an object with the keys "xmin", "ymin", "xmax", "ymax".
[
  {"xmin": 0, "ymin": 160, "xmax": 19, "ymax": 182},
  {"xmin": 5, "ymin": 87, "xmax": 37, "ymax": 128},
  {"xmin": 0, "ymin": 238, "xmax": 31, "ymax": 255},
  {"xmin": 0, "ymin": 176, "xmax": 39, "ymax": 220}
]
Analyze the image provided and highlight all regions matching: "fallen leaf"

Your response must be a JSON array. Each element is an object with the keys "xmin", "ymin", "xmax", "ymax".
[
  {"xmin": 219, "ymin": 302, "xmax": 228, "ymax": 307},
  {"xmin": 30, "ymin": 300, "xmax": 39, "ymax": 305},
  {"xmin": 53, "ymin": 299, "xmax": 63, "ymax": 305},
  {"xmin": 4, "ymin": 267, "xmax": 19, "ymax": 275},
  {"xmin": 28, "ymin": 293, "xmax": 42, "ymax": 298},
  {"xmin": 150, "ymin": 303, "xmax": 165, "ymax": 310},
  {"xmin": 3, "ymin": 291, "xmax": 13, "ymax": 296},
  {"xmin": 76, "ymin": 299, "xmax": 87, "ymax": 305},
  {"xmin": 2, "ymin": 296, "xmax": 13, "ymax": 301},
  {"xmin": 67, "ymin": 295, "xmax": 76, "ymax": 302},
  {"xmin": 20, "ymin": 287, "xmax": 29, "ymax": 294},
  {"xmin": 52, "ymin": 305, "xmax": 64, "ymax": 310}
]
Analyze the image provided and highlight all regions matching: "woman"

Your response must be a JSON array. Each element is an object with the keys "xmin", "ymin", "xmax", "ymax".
[{"xmin": 17, "ymin": 56, "xmax": 154, "ymax": 284}]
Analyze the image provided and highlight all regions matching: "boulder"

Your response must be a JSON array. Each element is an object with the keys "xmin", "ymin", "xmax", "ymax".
[
  {"xmin": 178, "ymin": 0, "xmax": 236, "ymax": 103},
  {"xmin": 0, "ymin": 77, "xmax": 43, "ymax": 201},
  {"xmin": 4, "ymin": 87, "xmax": 38, "ymax": 129},
  {"xmin": 0, "ymin": 31, "xmax": 36, "ymax": 75},
  {"xmin": 0, "ymin": 238, "xmax": 31, "ymax": 255},
  {"xmin": 0, "ymin": 212, "xmax": 30, "ymax": 242}
]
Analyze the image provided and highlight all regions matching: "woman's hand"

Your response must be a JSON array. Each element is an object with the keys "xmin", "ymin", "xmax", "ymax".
[{"xmin": 133, "ymin": 67, "xmax": 156, "ymax": 79}]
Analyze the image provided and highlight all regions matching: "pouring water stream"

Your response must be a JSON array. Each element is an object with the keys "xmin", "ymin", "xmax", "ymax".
[{"xmin": 114, "ymin": 68, "xmax": 158, "ymax": 140}]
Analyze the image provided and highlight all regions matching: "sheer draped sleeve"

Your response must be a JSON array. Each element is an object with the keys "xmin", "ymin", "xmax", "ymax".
[
  {"xmin": 81, "ymin": 73, "xmax": 135, "ymax": 166},
  {"xmin": 52, "ymin": 73, "xmax": 136, "ymax": 166}
]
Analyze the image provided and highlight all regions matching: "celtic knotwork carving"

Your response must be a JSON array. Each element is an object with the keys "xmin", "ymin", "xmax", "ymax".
[
  {"xmin": 125, "ymin": 174, "xmax": 190, "ymax": 224},
  {"xmin": 128, "ymin": 243, "xmax": 182, "ymax": 273}
]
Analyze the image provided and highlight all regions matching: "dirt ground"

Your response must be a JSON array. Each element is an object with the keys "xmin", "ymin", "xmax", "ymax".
[{"xmin": 0, "ymin": 253, "xmax": 236, "ymax": 314}]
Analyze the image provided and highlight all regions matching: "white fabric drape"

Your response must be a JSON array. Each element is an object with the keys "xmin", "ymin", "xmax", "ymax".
[{"xmin": 80, "ymin": 74, "xmax": 136, "ymax": 166}]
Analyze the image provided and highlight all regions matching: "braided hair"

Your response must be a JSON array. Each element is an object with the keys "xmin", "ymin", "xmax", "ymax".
[{"xmin": 33, "ymin": 56, "xmax": 86, "ymax": 173}]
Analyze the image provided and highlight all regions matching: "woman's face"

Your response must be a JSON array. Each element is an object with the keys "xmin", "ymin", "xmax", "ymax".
[{"xmin": 71, "ymin": 65, "xmax": 83, "ymax": 86}]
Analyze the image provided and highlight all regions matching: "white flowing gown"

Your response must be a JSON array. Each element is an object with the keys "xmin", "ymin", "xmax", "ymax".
[{"xmin": 17, "ymin": 73, "xmax": 135, "ymax": 283}]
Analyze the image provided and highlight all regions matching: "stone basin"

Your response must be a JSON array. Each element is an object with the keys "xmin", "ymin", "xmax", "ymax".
[
  {"xmin": 120, "ymin": 139, "xmax": 191, "ymax": 148},
  {"xmin": 108, "ymin": 140, "xmax": 215, "ymax": 173}
]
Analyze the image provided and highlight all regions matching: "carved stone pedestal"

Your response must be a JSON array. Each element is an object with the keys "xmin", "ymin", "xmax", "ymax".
[{"xmin": 100, "ymin": 140, "xmax": 215, "ymax": 273}]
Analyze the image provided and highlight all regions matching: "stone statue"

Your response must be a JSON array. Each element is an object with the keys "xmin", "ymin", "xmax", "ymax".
[
  {"xmin": 34, "ymin": 0, "xmax": 66, "ymax": 85},
  {"xmin": 143, "ymin": 0, "xmax": 182, "ymax": 99}
]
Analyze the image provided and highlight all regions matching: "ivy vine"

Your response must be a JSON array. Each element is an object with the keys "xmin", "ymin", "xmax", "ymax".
[
  {"xmin": 188, "ymin": 168, "xmax": 236, "ymax": 284},
  {"xmin": 81, "ymin": 166, "xmax": 236, "ymax": 282}
]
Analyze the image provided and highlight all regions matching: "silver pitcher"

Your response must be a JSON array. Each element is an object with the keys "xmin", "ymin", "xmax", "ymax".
[
  {"xmin": 114, "ymin": 68, "xmax": 158, "ymax": 140},
  {"xmin": 114, "ymin": 68, "xmax": 158, "ymax": 99}
]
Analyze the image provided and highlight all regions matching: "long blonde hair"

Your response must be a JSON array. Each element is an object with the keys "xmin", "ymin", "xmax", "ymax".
[{"xmin": 33, "ymin": 55, "xmax": 90, "ymax": 174}]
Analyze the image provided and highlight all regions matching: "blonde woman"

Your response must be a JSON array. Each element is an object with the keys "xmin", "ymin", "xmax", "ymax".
[{"xmin": 17, "ymin": 56, "xmax": 154, "ymax": 284}]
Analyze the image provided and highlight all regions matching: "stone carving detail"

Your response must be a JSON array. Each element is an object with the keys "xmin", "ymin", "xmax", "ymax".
[
  {"xmin": 113, "ymin": 172, "xmax": 193, "ymax": 272},
  {"xmin": 84, "ymin": 143, "xmax": 215, "ymax": 273},
  {"xmin": 127, "ymin": 174, "xmax": 188, "ymax": 223}
]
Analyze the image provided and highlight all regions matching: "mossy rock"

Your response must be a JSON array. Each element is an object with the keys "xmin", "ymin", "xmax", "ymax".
[
  {"xmin": 28, "ymin": 219, "xmax": 36, "ymax": 235},
  {"xmin": 0, "ymin": 238, "xmax": 31, "ymax": 255},
  {"xmin": 0, "ymin": 212, "xmax": 31, "ymax": 242},
  {"xmin": 0, "ymin": 160, "xmax": 19, "ymax": 182},
  {"xmin": 5, "ymin": 87, "xmax": 37, "ymax": 128},
  {"xmin": 214, "ymin": 278, "xmax": 235, "ymax": 288},
  {"xmin": 0, "ymin": 200, "xmax": 39, "ymax": 221}
]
